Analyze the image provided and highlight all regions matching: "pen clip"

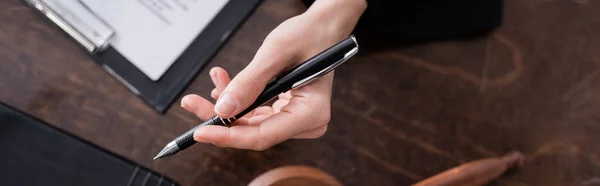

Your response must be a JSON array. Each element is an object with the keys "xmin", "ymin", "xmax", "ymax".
[{"xmin": 291, "ymin": 45, "xmax": 359, "ymax": 89}]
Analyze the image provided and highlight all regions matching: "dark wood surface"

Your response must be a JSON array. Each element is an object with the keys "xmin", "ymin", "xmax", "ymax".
[{"xmin": 1, "ymin": 0, "xmax": 599, "ymax": 185}]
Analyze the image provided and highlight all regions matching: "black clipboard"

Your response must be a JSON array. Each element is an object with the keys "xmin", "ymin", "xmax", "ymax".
[
  {"xmin": 23, "ymin": 0, "xmax": 262, "ymax": 113},
  {"xmin": 0, "ymin": 102, "xmax": 179, "ymax": 186}
]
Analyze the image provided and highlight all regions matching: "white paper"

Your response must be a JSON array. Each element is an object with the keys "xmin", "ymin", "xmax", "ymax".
[{"xmin": 79, "ymin": 0, "xmax": 229, "ymax": 81}]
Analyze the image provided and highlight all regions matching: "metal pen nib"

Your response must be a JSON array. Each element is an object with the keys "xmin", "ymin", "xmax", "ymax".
[
  {"xmin": 154, "ymin": 117, "xmax": 217, "ymax": 160},
  {"xmin": 154, "ymin": 141, "xmax": 179, "ymax": 160}
]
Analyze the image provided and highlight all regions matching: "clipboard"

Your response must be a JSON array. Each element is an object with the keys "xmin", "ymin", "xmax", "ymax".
[{"xmin": 22, "ymin": 0, "xmax": 262, "ymax": 113}]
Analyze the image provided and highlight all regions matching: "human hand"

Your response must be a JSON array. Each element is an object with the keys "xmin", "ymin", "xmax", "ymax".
[{"xmin": 180, "ymin": 0, "xmax": 366, "ymax": 150}]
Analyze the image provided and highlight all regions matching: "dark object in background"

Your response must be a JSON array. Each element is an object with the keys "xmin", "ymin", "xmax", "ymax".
[
  {"xmin": 0, "ymin": 102, "xmax": 178, "ymax": 186},
  {"xmin": 302, "ymin": 0, "xmax": 503, "ymax": 47}
]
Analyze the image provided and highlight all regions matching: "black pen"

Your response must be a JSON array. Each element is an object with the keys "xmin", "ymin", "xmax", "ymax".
[{"xmin": 154, "ymin": 35, "xmax": 359, "ymax": 160}]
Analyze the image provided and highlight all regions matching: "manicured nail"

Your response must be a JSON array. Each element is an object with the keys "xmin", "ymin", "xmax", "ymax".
[{"xmin": 215, "ymin": 92, "xmax": 237, "ymax": 116}]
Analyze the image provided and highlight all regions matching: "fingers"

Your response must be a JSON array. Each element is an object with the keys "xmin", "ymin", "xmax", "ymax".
[
  {"xmin": 192, "ymin": 41, "xmax": 335, "ymax": 149},
  {"xmin": 211, "ymin": 89, "xmax": 219, "ymax": 100},
  {"xmin": 209, "ymin": 67, "xmax": 230, "ymax": 100},
  {"xmin": 208, "ymin": 67, "xmax": 275, "ymax": 124},
  {"xmin": 271, "ymin": 92, "xmax": 292, "ymax": 113},
  {"xmin": 181, "ymin": 94, "xmax": 215, "ymax": 120},
  {"xmin": 253, "ymin": 106, "xmax": 274, "ymax": 116},
  {"xmin": 278, "ymin": 91, "xmax": 292, "ymax": 100},
  {"xmin": 193, "ymin": 125, "xmax": 259, "ymax": 148},
  {"xmin": 195, "ymin": 96, "xmax": 318, "ymax": 150},
  {"xmin": 271, "ymin": 98, "xmax": 289, "ymax": 113},
  {"xmin": 213, "ymin": 43, "xmax": 297, "ymax": 118},
  {"xmin": 286, "ymin": 73, "xmax": 333, "ymax": 139},
  {"xmin": 247, "ymin": 106, "xmax": 273, "ymax": 126},
  {"xmin": 247, "ymin": 115, "xmax": 270, "ymax": 126}
]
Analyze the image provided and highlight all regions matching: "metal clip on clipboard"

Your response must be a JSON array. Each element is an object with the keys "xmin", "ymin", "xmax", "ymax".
[{"xmin": 24, "ymin": 0, "xmax": 114, "ymax": 53}]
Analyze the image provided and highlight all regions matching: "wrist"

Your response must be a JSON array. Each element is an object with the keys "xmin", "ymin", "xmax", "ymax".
[{"xmin": 303, "ymin": 0, "xmax": 367, "ymax": 36}]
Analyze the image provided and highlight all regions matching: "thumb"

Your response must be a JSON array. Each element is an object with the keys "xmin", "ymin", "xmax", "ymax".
[{"xmin": 214, "ymin": 45, "xmax": 295, "ymax": 118}]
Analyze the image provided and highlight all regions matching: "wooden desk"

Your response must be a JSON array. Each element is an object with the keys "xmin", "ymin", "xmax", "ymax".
[{"xmin": 1, "ymin": 0, "xmax": 599, "ymax": 185}]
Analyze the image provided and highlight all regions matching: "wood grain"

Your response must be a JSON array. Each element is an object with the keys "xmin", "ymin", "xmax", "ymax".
[{"xmin": 1, "ymin": 0, "xmax": 600, "ymax": 185}]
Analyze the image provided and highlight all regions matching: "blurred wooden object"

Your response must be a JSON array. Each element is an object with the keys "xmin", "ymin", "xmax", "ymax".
[
  {"xmin": 249, "ymin": 152, "xmax": 523, "ymax": 186},
  {"xmin": 413, "ymin": 152, "xmax": 525, "ymax": 186},
  {"xmin": 248, "ymin": 165, "xmax": 342, "ymax": 186}
]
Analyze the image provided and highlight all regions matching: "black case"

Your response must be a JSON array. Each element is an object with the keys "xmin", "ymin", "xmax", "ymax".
[
  {"xmin": 0, "ymin": 102, "xmax": 178, "ymax": 186},
  {"xmin": 302, "ymin": 0, "xmax": 504, "ymax": 42}
]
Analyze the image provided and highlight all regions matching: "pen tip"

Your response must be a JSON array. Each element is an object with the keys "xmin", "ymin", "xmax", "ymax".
[{"xmin": 154, "ymin": 141, "xmax": 178, "ymax": 160}]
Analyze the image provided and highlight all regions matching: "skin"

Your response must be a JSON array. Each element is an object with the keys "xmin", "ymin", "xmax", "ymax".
[{"xmin": 180, "ymin": 0, "xmax": 367, "ymax": 151}]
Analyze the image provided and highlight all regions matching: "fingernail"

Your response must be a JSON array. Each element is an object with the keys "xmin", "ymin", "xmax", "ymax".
[
  {"xmin": 215, "ymin": 92, "xmax": 237, "ymax": 116},
  {"xmin": 181, "ymin": 96, "xmax": 190, "ymax": 109},
  {"xmin": 210, "ymin": 70, "xmax": 219, "ymax": 85},
  {"xmin": 194, "ymin": 128, "xmax": 211, "ymax": 143},
  {"xmin": 194, "ymin": 135, "xmax": 210, "ymax": 143},
  {"xmin": 195, "ymin": 136, "xmax": 210, "ymax": 143},
  {"xmin": 211, "ymin": 89, "xmax": 218, "ymax": 99}
]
